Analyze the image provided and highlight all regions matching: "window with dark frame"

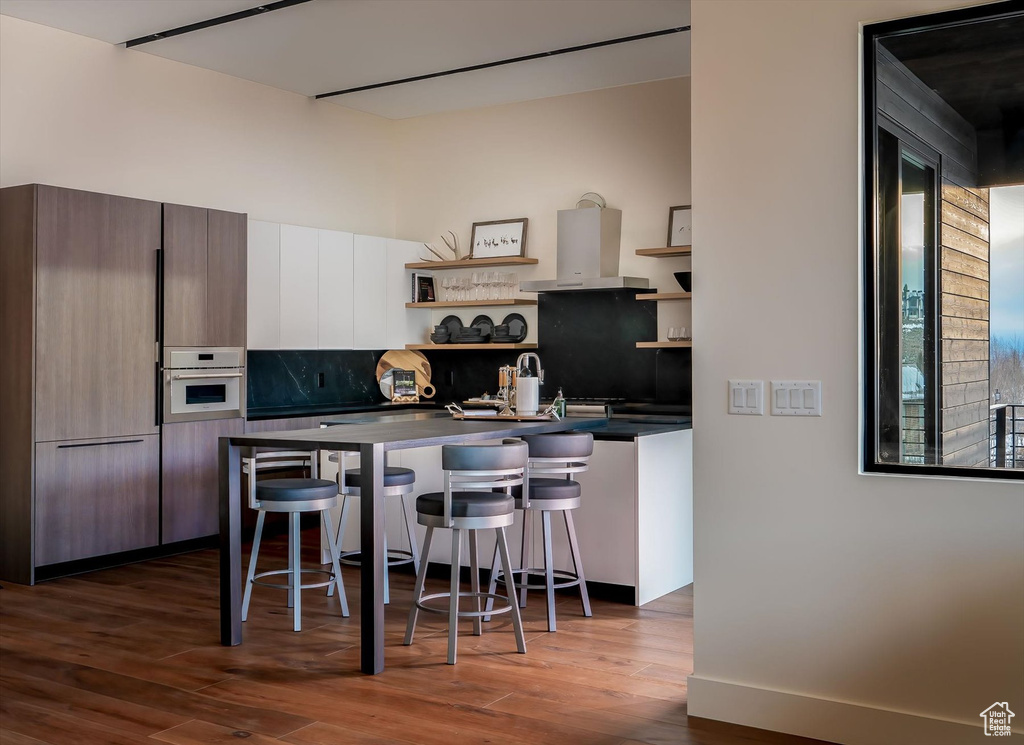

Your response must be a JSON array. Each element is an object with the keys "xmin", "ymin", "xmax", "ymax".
[{"xmin": 863, "ymin": 2, "xmax": 1024, "ymax": 480}]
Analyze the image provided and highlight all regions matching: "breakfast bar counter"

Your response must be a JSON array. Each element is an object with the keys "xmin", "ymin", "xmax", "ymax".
[{"xmin": 219, "ymin": 414, "xmax": 608, "ymax": 674}]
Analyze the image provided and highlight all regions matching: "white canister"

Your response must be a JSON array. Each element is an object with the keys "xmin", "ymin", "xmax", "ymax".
[{"xmin": 516, "ymin": 376, "xmax": 539, "ymax": 416}]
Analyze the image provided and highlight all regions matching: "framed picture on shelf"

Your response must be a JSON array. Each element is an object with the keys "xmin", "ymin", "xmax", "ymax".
[
  {"xmin": 470, "ymin": 218, "xmax": 528, "ymax": 259},
  {"xmin": 667, "ymin": 205, "xmax": 692, "ymax": 247}
]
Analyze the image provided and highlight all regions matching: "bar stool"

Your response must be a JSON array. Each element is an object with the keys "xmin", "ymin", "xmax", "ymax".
[
  {"xmin": 405, "ymin": 441, "xmax": 528, "ymax": 665},
  {"xmin": 329, "ymin": 452, "xmax": 419, "ymax": 604},
  {"xmin": 241, "ymin": 450, "xmax": 349, "ymax": 632},
  {"xmin": 487, "ymin": 432, "xmax": 593, "ymax": 632}
]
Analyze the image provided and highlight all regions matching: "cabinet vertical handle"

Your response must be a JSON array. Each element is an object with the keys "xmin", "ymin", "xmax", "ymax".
[
  {"xmin": 58, "ymin": 439, "xmax": 144, "ymax": 449},
  {"xmin": 156, "ymin": 246, "xmax": 163, "ymax": 427}
]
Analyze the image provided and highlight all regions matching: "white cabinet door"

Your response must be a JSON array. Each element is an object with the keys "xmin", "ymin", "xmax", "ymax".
[
  {"xmin": 352, "ymin": 235, "xmax": 387, "ymax": 349},
  {"xmin": 318, "ymin": 230, "xmax": 354, "ymax": 349},
  {"xmin": 385, "ymin": 238, "xmax": 429, "ymax": 349},
  {"xmin": 279, "ymin": 224, "xmax": 319, "ymax": 349},
  {"xmin": 574, "ymin": 440, "xmax": 638, "ymax": 592},
  {"xmin": 246, "ymin": 220, "xmax": 281, "ymax": 350}
]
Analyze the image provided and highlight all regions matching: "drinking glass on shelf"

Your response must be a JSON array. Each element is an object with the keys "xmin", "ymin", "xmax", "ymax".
[{"xmin": 668, "ymin": 327, "xmax": 688, "ymax": 341}]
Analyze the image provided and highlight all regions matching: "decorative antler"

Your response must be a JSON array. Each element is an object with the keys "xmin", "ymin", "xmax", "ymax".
[
  {"xmin": 440, "ymin": 232, "xmax": 459, "ymax": 260},
  {"xmin": 421, "ymin": 243, "xmax": 448, "ymax": 262}
]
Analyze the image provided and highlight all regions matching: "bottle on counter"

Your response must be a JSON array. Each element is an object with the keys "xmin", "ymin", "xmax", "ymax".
[{"xmin": 553, "ymin": 387, "xmax": 566, "ymax": 418}]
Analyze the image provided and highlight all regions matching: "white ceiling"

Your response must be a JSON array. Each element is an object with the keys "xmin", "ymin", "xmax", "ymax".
[{"xmin": 0, "ymin": 0, "xmax": 691, "ymax": 119}]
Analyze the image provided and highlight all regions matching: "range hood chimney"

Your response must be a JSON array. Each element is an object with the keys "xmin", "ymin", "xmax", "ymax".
[{"xmin": 520, "ymin": 206, "xmax": 648, "ymax": 292}]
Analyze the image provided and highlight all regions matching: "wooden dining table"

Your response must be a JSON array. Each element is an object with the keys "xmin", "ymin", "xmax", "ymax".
[{"xmin": 219, "ymin": 412, "xmax": 607, "ymax": 674}]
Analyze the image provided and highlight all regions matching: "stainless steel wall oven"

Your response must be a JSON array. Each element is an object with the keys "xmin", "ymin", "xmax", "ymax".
[{"xmin": 162, "ymin": 347, "xmax": 245, "ymax": 422}]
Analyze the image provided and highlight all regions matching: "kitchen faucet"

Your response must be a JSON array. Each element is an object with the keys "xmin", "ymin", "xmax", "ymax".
[{"xmin": 515, "ymin": 352, "xmax": 543, "ymax": 384}]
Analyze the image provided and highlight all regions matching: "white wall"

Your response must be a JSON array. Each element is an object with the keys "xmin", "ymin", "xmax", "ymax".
[
  {"xmin": 0, "ymin": 15, "xmax": 396, "ymax": 235},
  {"xmin": 393, "ymin": 78, "xmax": 692, "ymax": 339},
  {"xmin": 688, "ymin": 2, "xmax": 1023, "ymax": 743}
]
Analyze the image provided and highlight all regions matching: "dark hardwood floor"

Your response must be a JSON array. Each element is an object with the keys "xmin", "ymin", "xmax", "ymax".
[{"xmin": 0, "ymin": 531, "xmax": 830, "ymax": 745}]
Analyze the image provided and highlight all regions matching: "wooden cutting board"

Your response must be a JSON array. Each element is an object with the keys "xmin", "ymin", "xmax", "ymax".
[{"xmin": 376, "ymin": 350, "xmax": 435, "ymax": 398}]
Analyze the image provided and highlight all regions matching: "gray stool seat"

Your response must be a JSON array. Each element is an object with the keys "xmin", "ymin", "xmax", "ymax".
[
  {"xmin": 256, "ymin": 478, "xmax": 338, "ymax": 502},
  {"xmin": 524, "ymin": 478, "xmax": 582, "ymax": 500},
  {"xmin": 417, "ymin": 492, "xmax": 515, "ymax": 519},
  {"xmin": 343, "ymin": 466, "xmax": 416, "ymax": 488}
]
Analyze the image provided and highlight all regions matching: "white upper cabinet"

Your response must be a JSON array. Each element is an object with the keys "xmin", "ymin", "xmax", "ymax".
[
  {"xmin": 386, "ymin": 238, "xmax": 429, "ymax": 349},
  {"xmin": 352, "ymin": 235, "xmax": 388, "ymax": 349},
  {"xmin": 279, "ymin": 224, "xmax": 319, "ymax": 349},
  {"xmin": 318, "ymin": 230, "xmax": 355, "ymax": 349},
  {"xmin": 247, "ymin": 220, "xmax": 281, "ymax": 350},
  {"xmin": 247, "ymin": 221, "xmax": 424, "ymax": 350}
]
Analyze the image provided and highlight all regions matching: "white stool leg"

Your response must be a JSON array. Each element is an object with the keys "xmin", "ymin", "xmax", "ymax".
[
  {"xmin": 402, "ymin": 493, "xmax": 421, "ymax": 575},
  {"xmin": 242, "ymin": 510, "xmax": 265, "ymax": 622},
  {"xmin": 334, "ymin": 493, "xmax": 351, "ymax": 559},
  {"xmin": 447, "ymin": 529, "xmax": 462, "ymax": 665},
  {"xmin": 404, "ymin": 525, "xmax": 434, "ymax": 646},
  {"xmin": 383, "ymin": 530, "xmax": 390, "ymax": 605},
  {"xmin": 542, "ymin": 510, "xmax": 556, "ymax": 632},
  {"xmin": 469, "ymin": 530, "xmax": 482, "ymax": 636},
  {"xmin": 519, "ymin": 511, "xmax": 533, "ymax": 608},
  {"xmin": 496, "ymin": 526, "xmax": 526, "ymax": 654},
  {"xmin": 483, "ymin": 541, "xmax": 500, "ymax": 621},
  {"xmin": 321, "ymin": 508, "xmax": 349, "ymax": 617},
  {"xmin": 290, "ymin": 512, "xmax": 302, "ymax": 632},
  {"xmin": 564, "ymin": 510, "xmax": 592, "ymax": 618}
]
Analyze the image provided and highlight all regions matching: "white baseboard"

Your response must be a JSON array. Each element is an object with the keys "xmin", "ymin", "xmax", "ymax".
[{"xmin": 687, "ymin": 675, "xmax": 1011, "ymax": 745}]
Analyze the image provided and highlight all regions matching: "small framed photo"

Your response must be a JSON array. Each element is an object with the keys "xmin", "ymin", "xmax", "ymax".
[
  {"xmin": 470, "ymin": 218, "xmax": 528, "ymax": 259},
  {"xmin": 667, "ymin": 205, "xmax": 692, "ymax": 247}
]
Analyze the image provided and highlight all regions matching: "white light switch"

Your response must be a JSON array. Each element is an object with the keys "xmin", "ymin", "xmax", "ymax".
[
  {"xmin": 770, "ymin": 380, "xmax": 822, "ymax": 416},
  {"xmin": 728, "ymin": 380, "xmax": 764, "ymax": 415}
]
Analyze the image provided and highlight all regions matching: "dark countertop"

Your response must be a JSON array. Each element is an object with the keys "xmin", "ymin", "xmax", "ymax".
[
  {"xmin": 246, "ymin": 401, "xmax": 436, "ymax": 421},
  {"xmin": 317, "ymin": 409, "xmax": 691, "ymax": 441},
  {"xmin": 586, "ymin": 418, "xmax": 692, "ymax": 441}
]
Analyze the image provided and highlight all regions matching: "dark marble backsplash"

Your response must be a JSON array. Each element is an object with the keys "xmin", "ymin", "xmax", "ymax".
[
  {"xmin": 425, "ymin": 289, "xmax": 691, "ymax": 404},
  {"xmin": 247, "ymin": 290, "xmax": 691, "ymax": 414},
  {"xmin": 247, "ymin": 349, "xmax": 386, "ymax": 411}
]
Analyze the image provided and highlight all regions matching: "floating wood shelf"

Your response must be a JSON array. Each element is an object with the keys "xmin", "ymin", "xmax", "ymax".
[
  {"xmin": 405, "ymin": 298, "xmax": 537, "ymax": 309},
  {"xmin": 636, "ymin": 292, "xmax": 691, "ymax": 301},
  {"xmin": 635, "ymin": 341, "xmax": 693, "ymax": 349},
  {"xmin": 405, "ymin": 256, "xmax": 540, "ymax": 270},
  {"xmin": 635, "ymin": 246, "xmax": 692, "ymax": 257},
  {"xmin": 407, "ymin": 343, "xmax": 538, "ymax": 351}
]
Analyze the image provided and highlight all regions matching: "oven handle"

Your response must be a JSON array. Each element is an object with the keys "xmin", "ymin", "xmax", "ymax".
[{"xmin": 171, "ymin": 372, "xmax": 244, "ymax": 380}]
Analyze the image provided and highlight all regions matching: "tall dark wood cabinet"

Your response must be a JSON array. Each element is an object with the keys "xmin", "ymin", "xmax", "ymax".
[
  {"xmin": 163, "ymin": 203, "xmax": 246, "ymax": 347},
  {"xmin": 0, "ymin": 185, "xmax": 162, "ymax": 583},
  {"xmin": 161, "ymin": 418, "xmax": 243, "ymax": 543}
]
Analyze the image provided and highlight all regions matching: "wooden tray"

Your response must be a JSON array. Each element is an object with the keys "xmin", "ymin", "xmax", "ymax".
[{"xmin": 452, "ymin": 412, "xmax": 554, "ymax": 422}]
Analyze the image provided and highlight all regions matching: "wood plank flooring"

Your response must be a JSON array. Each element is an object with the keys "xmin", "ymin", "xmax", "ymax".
[{"xmin": 0, "ymin": 531, "xmax": 831, "ymax": 745}]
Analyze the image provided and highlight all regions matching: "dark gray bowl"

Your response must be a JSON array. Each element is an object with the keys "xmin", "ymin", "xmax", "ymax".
[{"xmin": 674, "ymin": 271, "xmax": 692, "ymax": 292}]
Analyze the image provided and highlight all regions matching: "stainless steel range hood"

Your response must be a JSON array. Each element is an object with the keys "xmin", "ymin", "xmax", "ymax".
[{"xmin": 520, "ymin": 206, "xmax": 649, "ymax": 292}]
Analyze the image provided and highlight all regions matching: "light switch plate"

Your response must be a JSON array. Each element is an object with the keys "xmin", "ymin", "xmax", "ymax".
[
  {"xmin": 728, "ymin": 380, "xmax": 764, "ymax": 415},
  {"xmin": 771, "ymin": 380, "xmax": 822, "ymax": 416}
]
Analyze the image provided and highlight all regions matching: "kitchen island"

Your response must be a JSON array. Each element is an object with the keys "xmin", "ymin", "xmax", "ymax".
[
  {"xmin": 319, "ymin": 409, "xmax": 693, "ymax": 607},
  {"xmin": 219, "ymin": 414, "xmax": 608, "ymax": 674}
]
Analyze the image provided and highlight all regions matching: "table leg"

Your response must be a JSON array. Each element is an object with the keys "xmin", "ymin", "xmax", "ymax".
[
  {"xmin": 219, "ymin": 439, "xmax": 242, "ymax": 646},
  {"xmin": 360, "ymin": 442, "xmax": 386, "ymax": 674}
]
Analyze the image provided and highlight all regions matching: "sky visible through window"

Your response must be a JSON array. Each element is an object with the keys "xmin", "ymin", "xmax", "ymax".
[{"xmin": 990, "ymin": 185, "xmax": 1024, "ymax": 344}]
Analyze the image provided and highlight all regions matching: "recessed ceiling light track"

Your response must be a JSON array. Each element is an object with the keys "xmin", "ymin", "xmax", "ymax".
[
  {"xmin": 123, "ymin": 0, "xmax": 314, "ymax": 48},
  {"xmin": 314, "ymin": 25, "xmax": 691, "ymax": 100}
]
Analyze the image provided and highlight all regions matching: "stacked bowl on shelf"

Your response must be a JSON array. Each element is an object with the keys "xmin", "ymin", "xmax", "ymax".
[{"xmin": 431, "ymin": 313, "xmax": 528, "ymax": 344}]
